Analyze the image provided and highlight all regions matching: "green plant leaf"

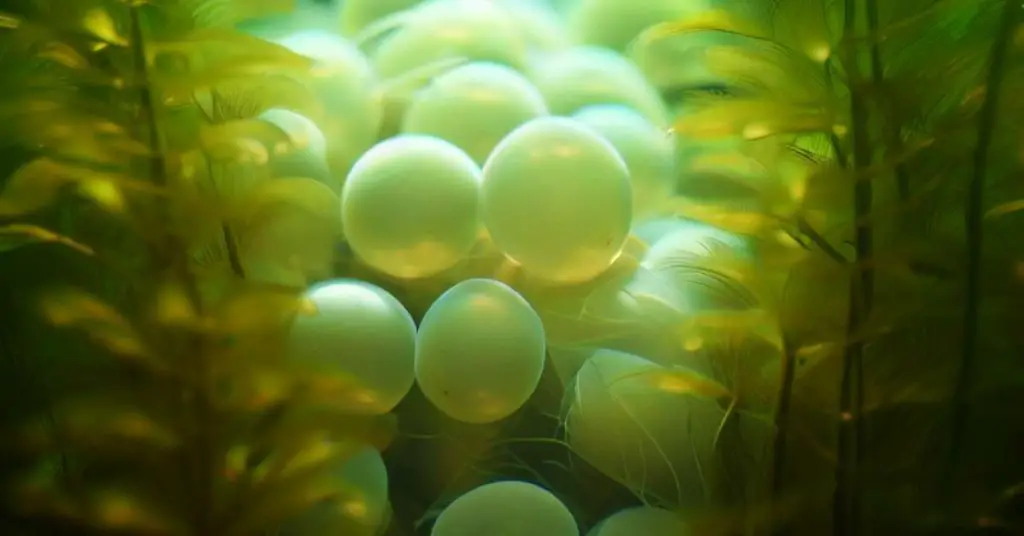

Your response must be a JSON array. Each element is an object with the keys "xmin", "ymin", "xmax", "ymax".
[{"xmin": 0, "ymin": 224, "xmax": 94, "ymax": 255}]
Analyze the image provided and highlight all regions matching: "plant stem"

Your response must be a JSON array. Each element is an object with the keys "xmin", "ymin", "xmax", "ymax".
[
  {"xmin": 127, "ymin": 7, "xmax": 214, "ymax": 535},
  {"xmin": 864, "ymin": 0, "xmax": 911, "ymax": 201},
  {"xmin": 941, "ymin": 0, "xmax": 1020, "ymax": 506},
  {"xmin": 833, "ymin": 0, "xmax": 874, "ymax": 534}
]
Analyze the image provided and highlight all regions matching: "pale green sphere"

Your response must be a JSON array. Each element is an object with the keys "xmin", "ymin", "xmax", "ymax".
[
  {"xmin": 572, "ymin": 104, "xmax": 675, "ymax": 221},
  {"xmin": 273, "ymin": 30, "xmax": 383, "ymax": 189},
  {"xmin": 287, "ymin": 279, "xmax": 416, "ymax": 414},
  {"xmin": 481, "ymin": 117, "xmax": 632, "ymax": 284},
  {"xmin": 402, "ymin": 62, "xmax": 549, "ymax": 164},
  {"xmin": 282, "ymin": 446, "xmax": 391, "ymax": 536},
  {"xmin": 528, "ymin": 46, "xmax": 669, "ymax": 127},
  {"xmin": 341, "ymin": 135, "xmax": 482, "ymax": 280},
  {"xmin": 494, "ymin": 0, "xmax": 572, "ymax": 54},
  {"xmin": 563, "ymin": 349, "xmax": 724, "ymax": 507},
  {"xmin": 641, "ymin": 220, "xmax": 754, "ymax": 310},
  {"xmin": 568, "ymin": 0, "xmax": 711, "ymax": 53},
  {"xmin": 415, "ymin": 279, "xmax": 546, "ymax": 424},
  {"xmin": 587, "ymin": 506, "xmax": 689, "ymax": 536},
  {"xmin": 371, "ymin": 0, "xmax": 528, "ymax": 80},
  {"xmin": 431, "ymin": 481, "xmax": 578, "ymax": 536},
  {"xmin": 340, "ymin": 0, "xmax": 424, "ymax": 37},
  {"xmin": 259, "ymin": 108, "xmax": 332, "ymax": 185}
]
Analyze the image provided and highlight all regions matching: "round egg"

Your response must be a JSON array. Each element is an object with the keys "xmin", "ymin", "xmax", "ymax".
[
  {"xmin": 569, "ymin": 0, "xmax": 710, "ymax": 53},
  {"xmin": 273, "ymin": 30, "xmax": 383, "ymax": 190},
  {"xmin": 528, "ymin": 46, "xmax": 669, "ymax": 127},
  {"xmin": 431, "ymin": 481, "xmax": 578, "ymax": 536},
  {"xmin": 370, "ymin": 0, "xmax": 528, "ymax": 80},
  {"xmin": 563, "ymin": 349, "xmax": 724, "ymax": 508},
  {"xmin": 587, "ymin": 506, "xmax": 689, "ymax": 536},
  {"xmin": 286, "ymin": 279, "xmax": 417, "ymax": 414},
  {"xmin": 258, "ymin": 108, "xmax": 332, "ymax": 185},
  {"xmin": 415, "ymin": 279, "xmax": 546, "ymax": 424},
  {"xmin": 281, "ymin": 446, "xmax": 391, "ymax": 536},
  {"xmin": 341, "ymin": 135, "xmax": 482, "ymax": 280},
  {"xmin": 341, "ymin": 0, "xmax": 424, "ymax": 37},
  {"xmin": 494, "ymin": 0, "xmax": 572, "ymax": 54},
  {"xmin": 481, "ymin": 117, "xmax": 632, "ymax": 284},
  {"xmin": 402, "ymin": 62, "xmax": 549, "ymax": 164},
  {"xmin": 572, "ymin": 104, "xmax": 675, "ymax": 221}
]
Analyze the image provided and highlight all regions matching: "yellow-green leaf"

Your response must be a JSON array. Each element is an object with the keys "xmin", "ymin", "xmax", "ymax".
[
  {"xmin": 39, "ymin": 289, "xmax": 157, "ymax": 366},
  {"xmin": 82, "ymin": 8, "xmax": 128, "ymax": 47},
  {"xmin": 632, "ymin": 10, "xmax": 770, "ymax": 51},
  {"xmin": 0, "ymin": 224, "xmax": 93, "ymax": 255}
]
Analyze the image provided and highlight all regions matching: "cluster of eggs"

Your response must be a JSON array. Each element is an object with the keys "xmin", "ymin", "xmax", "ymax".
[{"xmin": 226, "ymin": 0, "xmax": 751, "ymax": 534}]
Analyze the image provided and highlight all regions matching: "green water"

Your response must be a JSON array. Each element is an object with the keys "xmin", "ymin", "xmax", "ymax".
[{"xmin": 0, "ymin": 0, "xmax": 1022, "ymax": 534}]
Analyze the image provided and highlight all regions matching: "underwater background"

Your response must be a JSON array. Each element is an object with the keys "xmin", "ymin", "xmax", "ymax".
[{"xmin": 0, "ymin": 0, "xmax": 1022, "ymax": 534}]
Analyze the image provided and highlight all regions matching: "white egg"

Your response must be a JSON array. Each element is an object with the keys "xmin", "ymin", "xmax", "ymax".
[
  {"xmin": 415, "ymin": 279, "xmax": 546, "ymax": 424},
  {"xmin": 286, "ymin": 279, "xmax": 417, "ymax": 414},
  {"xmin": 431, "ymin": 481, "xmax": 578, "ymax": 536},
  {"xmin": 402, "ymin": 62, "xmax": 548, "ymax": 164},
  {"xmin": 481, "ymin": 116, "xmax": 632, "ymax": 284},
  {"xmin": 528, "ymin": 46, "xmax": 669, "ymax": 127},
  {"xmin": 341, "ymin": 135, "xmax": 483, "ymax": 279}
]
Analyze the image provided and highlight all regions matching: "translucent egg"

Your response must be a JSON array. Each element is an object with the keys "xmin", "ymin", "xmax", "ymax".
[
  {"xmin": 494, "ymin": 0, "xmax": 572, "ymax": 54},
  {"xmin": 415, "ymin": 279, "xmax": 546, "ymax": 424},
  {"xmin": 341, "ymin": 135, "xmax": 482, "ymax": 279},
  {"xmin": 641, "ymin": 221, "xmax": 755, "ymax": 310},
  {"xmin": 431, "ymin": 481, "xmax": 578, "ymax": 536},
  {"xmin": 370, "ymin": 0, "xmax": 528, "ymax": 80},
  {"xmin": 572, "ymin": 104, "xmax": 675, "ymax": 222},
  {"xmin": 568, "ymin": 0, "xmax": 710, "ymax": 53},
  {"xmin": 340, "ymin": 0, "xmax": 424, "ymax": 37},
  {"xmin": 587, "ymin": 506, "xmax": 689, "ymax": 536},
  {"xmin": 481, "ymin": 117, "xmax": 632, "ymax": 284},
  {"xmin": 286, "ymin": 279, "xmax": 417, "ymax": 414},
  {"xmin": 273, "ymin": 30, "xmax": 383, "ymax": 189},
  {"xmin": 282, "ymin": 446, "xmax": 391, "ymax": 536},
  {"xmin": 563, "ymin": 349, "xmax": 724, "ymax": 508},
  {"xmin": 402, "ymin": 62, "xmax": 549, "ymax": 164},
  {"xmin": 258, "ymin": 109, "xmax": 332, "ymax": 185},
  {"xmin": 528, "ymin": 46, "xmax": 669, "ymax": 127}
]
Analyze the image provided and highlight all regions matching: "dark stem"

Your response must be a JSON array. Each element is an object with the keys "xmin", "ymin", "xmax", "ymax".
[
  {"xmin": 833, "ymin": 0, "xmax": 874, "ymax": 534},
  {"xmin": 127, "ymin": 7, "xmax": 214, "ymax": 535},
  {"xmin": 864, "ymin": 0, "xmax": 911, "ymax": 201},
  {"xmin": 941, "ymin": 0, "xmax": 1020, "ymax": 505},
  {"xmin": 223, "ymin": 224, "xmax": 246, "ymax": 279},
  {"xmin": 768, "ymin": 338, "xmax": 797, "ymax": 536}
]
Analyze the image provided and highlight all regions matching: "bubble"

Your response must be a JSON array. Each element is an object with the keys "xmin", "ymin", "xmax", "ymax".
[
  {"xmin": 431, "ymin": 481, "xmax": 578, "ymax": 536},
  {"xmin": 563, "ymin": 349, "xmax": 724, "ymax": 508},
  {"xmin": 415, "ymin": 279, "xmax": 546, "ymax": 424},
  {"xmin": 341, "ymin": 135, "xmax": 482, "ymax": 280},
  {"xmin": 371, "ymin": 0, "xmax": 528, "ymax": 80},
  {"xmin": 281, "ymin": 446, "xmax": 391, "ymax": 536},
  {"xmin": 402, "ymin": 62, "xmax": 549, "ymax": 164},
  {"xmin": 258, "ymin": 109, "xmax": 332, "ymax": 185},
  {"xmin": 587, "ymin": 506, "xmax": 689, "ymax": 536},
  {"xmin": 572, "ymin": 104, "xmax": 675, "ymax": 222},
  {"xmin": 481, "ymin": 117, "xmax": 632, "ymax": 284},
  {"xmin": 528, "ymin": 46, "xmax": 669, "ymax": 127},
  {"xmin": 287, "ymin": 279, "xmax": 416, "ymax": 414},
  {"xmin": 273, "ymin": 30, "xmax": 383, "ymax": 189}
]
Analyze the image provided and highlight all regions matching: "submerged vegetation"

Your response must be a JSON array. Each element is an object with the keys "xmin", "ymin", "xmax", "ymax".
[{"xmin": 0, "ymin": 0, "xmax": 1021, "ymax": 535}]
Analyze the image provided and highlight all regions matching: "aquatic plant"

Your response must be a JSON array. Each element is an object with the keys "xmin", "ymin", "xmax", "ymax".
[
  {"xmin": 0, "ymin": 1, "xmax": 397, "ymax": 535},
  {"xmin": 633, "ymin": 0, "xmax": 1024, "ymax": 533}
]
